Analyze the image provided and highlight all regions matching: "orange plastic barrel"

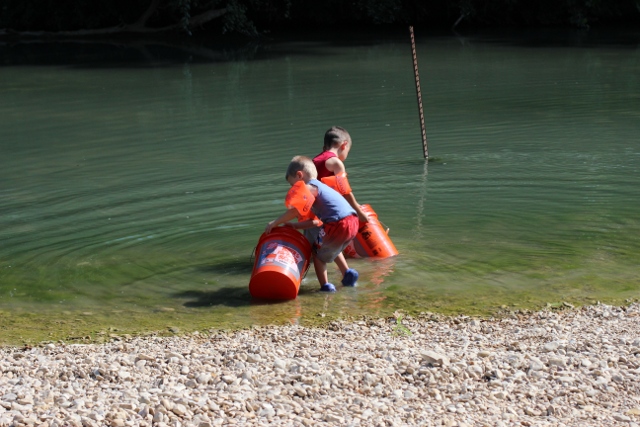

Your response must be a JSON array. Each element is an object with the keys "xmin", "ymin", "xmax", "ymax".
[
  {"xmin": 343, "ymin": 239, "xmax": 366, "ymax": 258},
  {"xmin": 345, "ymin": 204, "xmax": 398, "ymax": 259},
  {"xmin": 249, "ymin": 226, "xmax": 312, "ymax": 300}
]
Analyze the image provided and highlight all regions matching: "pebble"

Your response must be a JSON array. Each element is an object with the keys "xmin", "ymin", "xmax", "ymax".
[{"xmin": 0, "ymin": 303, "xmax": 639, "ymax": 426}]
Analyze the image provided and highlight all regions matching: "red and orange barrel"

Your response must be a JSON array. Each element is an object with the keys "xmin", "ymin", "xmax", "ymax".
[
  {"xmin": 249, "ymin": 226, "xmax": 312, "ymax": 300},
  {"xmin": 344, "ymin": 204, "xmax": 398, "ymax": 259}
]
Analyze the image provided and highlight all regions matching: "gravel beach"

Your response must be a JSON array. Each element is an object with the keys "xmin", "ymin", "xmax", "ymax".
[{"xmin": 1, "ymin": 303, "xmax": 640, "ymax": 427}]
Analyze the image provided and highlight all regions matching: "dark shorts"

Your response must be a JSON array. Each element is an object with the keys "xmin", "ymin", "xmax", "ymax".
[{"xmin": 310, "ymin": 215, "xmax": 359, "ymax": 263}]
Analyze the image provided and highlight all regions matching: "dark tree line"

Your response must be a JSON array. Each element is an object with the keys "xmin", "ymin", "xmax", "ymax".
[{"xmin": 0, "ymin": 0, "xmax": 638, "ymax": 37}]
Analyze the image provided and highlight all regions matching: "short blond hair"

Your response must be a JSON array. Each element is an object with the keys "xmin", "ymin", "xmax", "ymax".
[{"xmin": 285, "ymin": 155, "xmax": 317, "ymax": 180}]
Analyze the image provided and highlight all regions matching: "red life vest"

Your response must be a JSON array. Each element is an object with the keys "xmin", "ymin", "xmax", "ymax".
[{"xmin": 313, "ymin": 151, "xmax": 337, "ymax": 179}]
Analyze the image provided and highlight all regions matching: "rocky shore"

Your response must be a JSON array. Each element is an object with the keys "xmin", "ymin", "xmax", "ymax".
[{"xmin": 1, "ymin": 303, "xmax": 640, "ymax": 427}]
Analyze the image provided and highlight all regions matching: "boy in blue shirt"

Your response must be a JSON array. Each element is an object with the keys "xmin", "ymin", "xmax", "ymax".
[{"xmin": 265, "ymin": 156, "xmax": 359, "ymax": 292}]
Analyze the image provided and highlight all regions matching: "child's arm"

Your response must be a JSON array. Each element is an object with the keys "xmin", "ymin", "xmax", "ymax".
[
  {"xmin": 344, "ymin": 192, "xmax": 369, "ymax": 223},
  {"xmin": 325, "ymin": 156, "xmax": 346, "ymax": 175},
  {"xmin": 288, "ymin": 218, "xmax": 322, "ymax": 230},
  {"xmin": 265, "ymin": 208, "xmax": 299, "ymax": 234},
  {"xmin": 324, "ymin": 158, "xmax": 370, "ymax": 224}
]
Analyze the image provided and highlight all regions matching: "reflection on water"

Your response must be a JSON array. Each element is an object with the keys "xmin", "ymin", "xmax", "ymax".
[
  {"xmin": 362, "ymin": 257, "xmax": 397, "ymax": 310},
  {"xmin": 413, "ymin": 160, "xmax": 429, "ymax": 241},
  {"xmin": 0, "ymin": 29, "xmax": 639, "ymax": 342}
]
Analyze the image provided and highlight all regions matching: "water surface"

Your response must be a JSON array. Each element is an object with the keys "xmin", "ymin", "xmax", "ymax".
[{"xmin": 1, "ymin": 30, "xmax": 639, "ymax": 344}]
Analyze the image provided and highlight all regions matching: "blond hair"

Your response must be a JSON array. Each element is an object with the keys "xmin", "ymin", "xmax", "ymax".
[{"xmin": 285, "ymin": 155, "xmax": 317, "ymax": 180}]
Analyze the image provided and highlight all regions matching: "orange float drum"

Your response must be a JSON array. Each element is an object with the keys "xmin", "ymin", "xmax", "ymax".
[
  {"xmin": 249, "ymin": 226, "xmax": 312, "ymax": 300},
  {"xmin": 344, "ymin": 204, "xmax": 398, "ymax": 259}
]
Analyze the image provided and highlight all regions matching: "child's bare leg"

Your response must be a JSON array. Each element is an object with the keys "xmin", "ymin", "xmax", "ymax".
[
  {"xmin": 338, "ymin": 251, "xmax": 359, "ymax": 287},
  {"xmin": 334, "ymin": 252, "xmax": 349, "ymax": 276},
  {"xmin": 315, "ymin": 257, "xmax": 336, "ymax": 292},
  {"xmin": 313, "ymin": 256, "xmax": 329, "ymax": 286}
]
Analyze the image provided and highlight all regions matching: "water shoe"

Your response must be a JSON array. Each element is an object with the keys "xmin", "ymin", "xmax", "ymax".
[
  {"xmin": 341, "ymin": 269, "xmax": 359, "ymax": 287},
  {"xmin": 320, "ymin": 283, "xmax": 336, "ymax": 292}
]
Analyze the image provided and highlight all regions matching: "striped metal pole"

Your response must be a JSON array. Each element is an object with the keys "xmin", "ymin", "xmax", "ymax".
[{"xmin": 410, "ymin": 26, "xmax": 428, "ymax": 159}]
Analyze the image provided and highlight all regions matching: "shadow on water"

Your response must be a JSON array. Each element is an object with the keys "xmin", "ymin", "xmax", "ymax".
[
  {"xmin": 0, "ymin": 29, "xmax": 405, "ymax": 68},
  {"xmin": 172, "ymin": 258, "xmax": 255, "ymax": 306},
  {"xmin": 0, "ymin": 39, "xmax": 267, "ymax": 68},
  {"xmin": 175, "ymin": 287, "xmax": 312, "ymax": 308},
  {"xmin": 461, "ymin": 27, "xmax": 640, "ymax": 49},
  {"xmin": 195, "ymin": 258, "xmax": 254, "ymax": 276},
  {"xmin": 2, "ymin": 27, "xmax": 637, "ymax": 69},
  {"xmin": 175, "ymin": 287, "xmax": 251, "ymax": 308}
]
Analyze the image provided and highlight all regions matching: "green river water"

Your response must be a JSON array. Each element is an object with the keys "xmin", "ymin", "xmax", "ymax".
[{"xmin": 1, "ymin": 29, "xmax": 639, "ymax": 345}]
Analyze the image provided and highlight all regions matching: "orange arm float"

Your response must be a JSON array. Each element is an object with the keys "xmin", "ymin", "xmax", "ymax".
[
  {"xmin": 285, "ymin": 181, "xmax": 316, "ymax": 220},
  {"xmin": 320, "ymin": 172, "xmax": 352, "ymax": 195}
]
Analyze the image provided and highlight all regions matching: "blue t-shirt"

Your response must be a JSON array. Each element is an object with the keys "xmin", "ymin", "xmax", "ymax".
[{"xmin": 308, "ymin": 179, "xmax": 356, "ymax": 223}]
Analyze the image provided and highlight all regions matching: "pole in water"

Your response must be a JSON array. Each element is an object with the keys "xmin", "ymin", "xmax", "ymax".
[{"xmin": 409, "ymin": 26, "xmax": 428, "ymax": 159}]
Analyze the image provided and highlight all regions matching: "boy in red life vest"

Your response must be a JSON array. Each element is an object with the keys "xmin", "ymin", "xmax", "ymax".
[
  {"xmin": 265, "ymin": 156, "xmax": 359, "ymax": 292},
  {"xmin": 313, "ymin": 126, "xmax": 369, "ymax": 224}
]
